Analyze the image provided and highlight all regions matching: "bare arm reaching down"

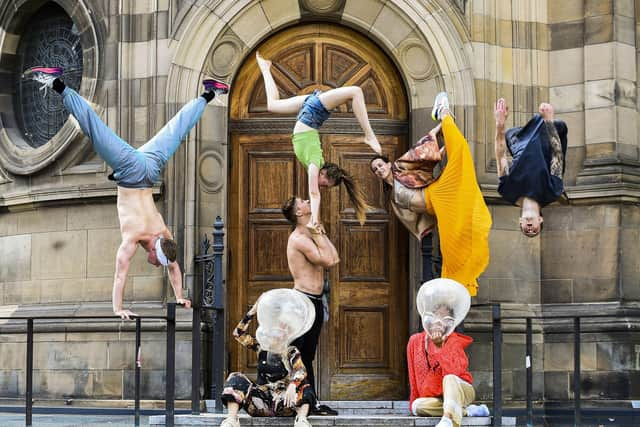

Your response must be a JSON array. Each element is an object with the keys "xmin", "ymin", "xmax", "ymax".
[
  {"xmin": 113, "ymin": 239, "xmax": 138, "ymax": 320},
  {"xmin": 494, "ymin": 98, "xmax": 510, "ymax": 177},
  {"xmin": 539, "ymin": 103, "xmax": 564, "ymax": 178},
  {"xmin": 167, "ymin": 261, "xmax": 191, "ymax": 307}
]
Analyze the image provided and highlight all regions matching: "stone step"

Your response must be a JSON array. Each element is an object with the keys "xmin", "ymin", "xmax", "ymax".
[
  {"xmin": 204, "ymin": 400, "xmax": 412, "ymax": 416},
  {"xmin": 149, "ymin": 413, "xmax": 516, "ymax": 426},
  {"xmin": 150, "ymin": 401, "xmax": 516, "ymax": 426}
]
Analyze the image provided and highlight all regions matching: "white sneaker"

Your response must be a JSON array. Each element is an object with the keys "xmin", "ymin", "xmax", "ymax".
[
  {"xmin": 466, "ymin": 403, "xmax": 490, "ymax": 416},
  {"xmin": 435, "ymin": 417, "xmax": 453, "ymax": 427},
  {"xmin": 220, "ymin": 415, "xmax": 240, "ymax": 427},
  {"xmin": 294, "ymin": 415, "xmax": 312, "ymax": 427},
  {"xmin": 431, "ymin": 91, "xmax": 450, "ymax": 121}
]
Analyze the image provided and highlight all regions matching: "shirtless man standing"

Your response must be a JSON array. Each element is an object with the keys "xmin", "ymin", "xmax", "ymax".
[
  {"xmin": 281, "ymin": 196, "xmax": 340, "ymax": 415},
  {"xmin": 23, "ymin": 66, "xmax": 229, "ymax": 319}
]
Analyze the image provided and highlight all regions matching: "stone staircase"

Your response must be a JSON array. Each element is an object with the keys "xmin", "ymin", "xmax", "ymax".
[{"xmin": 148, "ymin": 401, "xmax": 516, "ymax": 426}]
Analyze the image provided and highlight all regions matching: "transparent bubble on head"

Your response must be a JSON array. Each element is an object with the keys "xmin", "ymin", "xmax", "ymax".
[
  {"xmin": 416, "ymin": 278, "xmax": 470, "ymax": 337},
  {"xmin": 255, "ymin": 288, "xmax": 316, "ymax": 351},
  {"xmin": 256, "ymin": 325, "xmax": 289, "ymax": 354}
]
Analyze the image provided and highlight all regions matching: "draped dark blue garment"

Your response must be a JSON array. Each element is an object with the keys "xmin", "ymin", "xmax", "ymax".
[{"xmin": 498, "ymin": 114, "xmax": 567, "ymax": 208}]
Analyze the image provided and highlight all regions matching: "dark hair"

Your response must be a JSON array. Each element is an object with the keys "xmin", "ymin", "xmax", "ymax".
[
  {"xmin": 369, "ymin": 155, "xmax": 392, "ymax": 205},
  {"xmin": 281, "ymin": 196, "xmax": 298, "ymax": 225},
  {"xmin": 321, "ymin": 162, "xmax": 370, "ymax": 225},
  {"xmin": 160, "ymin": 238, "xmax": 178, "ymax": 262}
]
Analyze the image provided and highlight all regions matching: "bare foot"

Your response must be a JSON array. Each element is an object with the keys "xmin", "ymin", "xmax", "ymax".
[
  {"xmin": 494, "ymin": 98, "xmax": 509, "ymax": 130},
  {"xmin": 364, "ymin": 135, "xmax": 382, "ymax": 154},
  {"xmin": 538, "ymin": 102, "xmax": 554, "ymax": 120},
  {"xmin": 256, "ymin": 51, "xmax": 271, "ymax": 71}
]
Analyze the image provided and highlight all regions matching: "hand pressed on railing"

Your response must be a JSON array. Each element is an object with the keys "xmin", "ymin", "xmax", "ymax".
[
  {"xmin": 114, "ymin": 299, "xmax": 191, "ymax": 320},
  {"xmin": 115, "ymin": 309, "xmax": 138, "ymax": 321},
  {"xmin": 176, "ymin": 298, "xmax": 192, "ymax": 308}
]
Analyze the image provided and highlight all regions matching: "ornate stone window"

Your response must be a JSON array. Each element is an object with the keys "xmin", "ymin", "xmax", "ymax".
[
  {"xmin": 0, "ymin": 0, "xmax": 98, "ymax": 175},
  {"xmin": 14, "ymin": 3, "xmax": 83, "ymax": 148}
]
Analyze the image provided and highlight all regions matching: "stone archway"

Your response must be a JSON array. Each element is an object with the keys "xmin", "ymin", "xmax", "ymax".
[{"xmin": 164, "ymin": 0, "xmax": 476, "ymax": 314}]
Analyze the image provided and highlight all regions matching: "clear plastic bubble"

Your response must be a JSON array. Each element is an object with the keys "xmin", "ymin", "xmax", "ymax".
[
  {"xmin": 417, "ymin": 278, "xmax": 470, "ymax": 337},
  {"xmin": 255, "ymin": 288, "xmax": 316, "ymax": 353}
]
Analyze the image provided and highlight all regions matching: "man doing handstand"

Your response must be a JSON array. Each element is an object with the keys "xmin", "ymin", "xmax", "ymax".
[{"xmin": 23, "ymin": 66, "xmax": 229, "ymax": 319}]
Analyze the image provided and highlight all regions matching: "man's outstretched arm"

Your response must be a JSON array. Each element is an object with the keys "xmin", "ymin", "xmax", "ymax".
[
  {"xmin": 494, "ymin": 98, "xmax": 510, "ymax": 177},
  {"xmin": 167, "ymin": 261, "xmax": 191, "ymax": 308},
  {"xmin": 539, "ymin": 103, "xmax": 564, "ymax": 178},
  {"xmin": 113, "ymin": 239, "xmax": 138, "ymax": 319}
]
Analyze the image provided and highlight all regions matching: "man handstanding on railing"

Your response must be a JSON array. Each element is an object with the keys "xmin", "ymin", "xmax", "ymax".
[
  {"xmin": 281, "ymin": 196, "xmax": 340, "ymax": 416},
  {"xmin": 22, "ymin": 66, "xmax": 230, "ymax": 319}
]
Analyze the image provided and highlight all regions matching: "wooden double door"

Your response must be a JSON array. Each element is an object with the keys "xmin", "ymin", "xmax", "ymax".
[{"xmin": 228, "ymin": 24, "xmax": 409, "ymax": 399}]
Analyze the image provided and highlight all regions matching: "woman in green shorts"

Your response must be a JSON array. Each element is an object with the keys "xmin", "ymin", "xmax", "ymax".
[{"xmin": 257, "ymin": 52, "xmax": 380, "ymax": 233}]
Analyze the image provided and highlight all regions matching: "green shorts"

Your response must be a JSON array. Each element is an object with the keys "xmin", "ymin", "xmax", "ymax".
[{"xmin": 292, "ymin": 130, "xmax": 324, "ymax": 170}]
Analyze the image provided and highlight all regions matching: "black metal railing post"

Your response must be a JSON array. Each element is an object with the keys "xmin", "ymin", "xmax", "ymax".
[
  {"xmin": 166, "ymin": 303, "xmax": 176, "ymax": 427},
  {"xmin": 526, "ymin": 317, "xmax": 533, "ymax": 427},
  {"xmin": 574, "ymin": 317, "xmax": 581, "ymax": 426},
  {"xmin": 26, "ymin": 318, "xmax": 33, "ymax": 427},
  {"xmin": 211, "ymin": 216, "xmax": 225, "ymax": 412},
  {"xmin": 492, "ymin": 304, "xmax": 502, "ymax": 427},
  {"xmin": 135, "ymin": 317, "xmax": 141, "ymax": 426},
  {"xmin": 191, "ymin": 304, "xmax": 201, "ymax": 415}
]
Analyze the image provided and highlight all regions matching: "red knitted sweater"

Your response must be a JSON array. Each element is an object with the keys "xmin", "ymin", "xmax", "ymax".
[{"xmin": 407, "ymin": 331, "xmax": 473, "ymax": 407}]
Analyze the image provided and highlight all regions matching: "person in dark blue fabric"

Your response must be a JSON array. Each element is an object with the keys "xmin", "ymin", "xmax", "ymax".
[{"xmin": 494, "ymin": 99, "xmax": 568, "ymax": 237}]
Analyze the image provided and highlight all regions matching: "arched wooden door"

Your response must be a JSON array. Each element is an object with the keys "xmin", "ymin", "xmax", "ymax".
[{"xmin": 229, "ymin": 23, "xmax": 409, "ymax": 400}]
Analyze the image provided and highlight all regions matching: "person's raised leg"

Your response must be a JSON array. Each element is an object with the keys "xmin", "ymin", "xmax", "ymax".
[
  {"xmin": 256, "ymin": 52, "xmax": 308, "ymax": 114},
  {"xmin": 433, "ymin": 93, "xmax": 466, "ymax": 149},
  {"xmin": 22, "ymin": 67, "xmax": 137, "ymax": 172},
  {"xmin": 138, "ymin": 79, "xmax": 229, "ymax": 168},
  {"xmin": 318, "ymin": 86, "xmax": 381, "ymax": 154}
]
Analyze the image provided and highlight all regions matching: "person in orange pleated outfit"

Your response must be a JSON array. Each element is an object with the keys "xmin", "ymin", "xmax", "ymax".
[
  {"xmin": 371, "ymin": 92, "xmax": 491, "ymax": 295},
  {"xmin": 424, "ymin": 92, "xmax": 492, "ymax": 295}
]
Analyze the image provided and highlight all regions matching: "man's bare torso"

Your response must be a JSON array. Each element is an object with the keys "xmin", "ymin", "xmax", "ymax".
[
  {"xmin": 117, "ymin": 187, "xmax": 169, "ymax": 246},
  {"xmin": 287, "ymin": 229, "xmax": 324, "ymax": 295}
]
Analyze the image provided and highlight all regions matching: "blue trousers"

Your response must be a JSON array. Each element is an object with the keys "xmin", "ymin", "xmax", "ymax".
[{"xmin": 62, "ymin": 87, "xmax": 207, "ymax": 188}]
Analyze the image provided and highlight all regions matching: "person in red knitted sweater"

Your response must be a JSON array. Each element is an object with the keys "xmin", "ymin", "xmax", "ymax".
[{"xmin": 407, "ymin": 279, "xmax": 488, "ymax": 427}]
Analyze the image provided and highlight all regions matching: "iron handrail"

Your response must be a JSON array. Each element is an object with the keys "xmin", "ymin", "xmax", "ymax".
[
  {"xmin": 0, "ymin": 304, "xmax": 180, "ymax": 427},
  {"xmin": 0, "ymin": 315, "xmax": 169, "ymax": 320},
  {"xmin": 473, "ymin": 305, "xmax": 640, "ymax": 427}
]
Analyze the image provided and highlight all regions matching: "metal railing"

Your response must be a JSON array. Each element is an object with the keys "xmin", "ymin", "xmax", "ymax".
[
  {"xmin": 192, "ymin": 216, "xmax": 226, "ymax": 413},
  {"xmin": 0, "ymin": 303, "xmax": 181, "ymax": 427},
  {"xmin": 490, "ymin": 307, "xmax": 640, "ymax": 427}
]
